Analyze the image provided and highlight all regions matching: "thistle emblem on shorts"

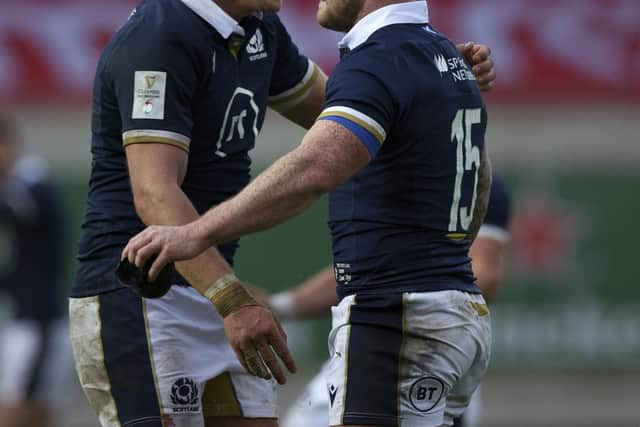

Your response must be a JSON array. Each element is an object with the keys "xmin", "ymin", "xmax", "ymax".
[{"xmin": 170, "ymin": 377, "xmax": 199, "ymax": 406}]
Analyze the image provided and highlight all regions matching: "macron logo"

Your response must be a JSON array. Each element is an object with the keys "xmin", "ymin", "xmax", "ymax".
[{"xmin": 434, "ymin": 54, "xmax": 449, "ymax": 73}]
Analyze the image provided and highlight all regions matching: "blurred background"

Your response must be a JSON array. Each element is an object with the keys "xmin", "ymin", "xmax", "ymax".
[{"xmin": 1, "ymin": 0, "xmax": 639, "ymax": 425}]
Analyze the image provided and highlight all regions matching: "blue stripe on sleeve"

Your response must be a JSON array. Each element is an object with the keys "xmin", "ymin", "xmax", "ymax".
[{"xmin": 318, "ymin": 116, "xmax": 380, "ymax": 158}]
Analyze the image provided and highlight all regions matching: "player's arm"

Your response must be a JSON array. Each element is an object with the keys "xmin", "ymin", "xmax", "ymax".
[
  {"xmin": 266, "ymin": 16, "xmax": 329, "ymax": 130},
  {"xmin": 470, "ymin": 176, "xmax": 511, "ymax": 302},
  {"xmin": 123, "ymin": 119, "xmax": 370, "ymax": 278},
  {"xmin": 270, "ymin": 266, "xmax": 338, "ymax": 319},
  {"xmin": 125, "ymin": 143, "xmax": 233, "ymax": 290},
  {"xmin": 126, "ymin": 143, "xmax": 295, "ymax": 383},
  {"xmin": 469, "ymin": 236, "xmax": 506, "ymax": 303},
  {"xmin": 468, "ymin": 148, "xmax": 492, "ymax": 242}
]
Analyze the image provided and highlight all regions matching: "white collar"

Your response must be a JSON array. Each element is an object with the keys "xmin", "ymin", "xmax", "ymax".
[
  {"xmin": 181, "ymin": 0, "xmax": 247, "ymax": 38},
  {"xmin": 338, "ymin": 1, "xmax": 429, "ymax": 50}
]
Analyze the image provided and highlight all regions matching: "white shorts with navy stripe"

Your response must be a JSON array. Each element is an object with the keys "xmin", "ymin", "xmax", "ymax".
[
  {"xmin": 69, "ymin": 285, "xmax": 277, "ymax": 427},
  {"xmin": 326, "ymin": 291, "xmax": 491, "ymax": 427}
]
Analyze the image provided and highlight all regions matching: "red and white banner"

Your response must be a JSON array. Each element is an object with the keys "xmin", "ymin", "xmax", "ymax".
[{"xmin": 1, "ymin": 0, "xmax": 638, "ymax": 104}]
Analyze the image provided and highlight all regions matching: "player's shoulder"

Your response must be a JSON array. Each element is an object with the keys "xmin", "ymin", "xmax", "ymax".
[
  {"xmin": 257, "ymin": 12, "xmax": 292, "ymax": 41},
  {"xmin": 104, "ymin": 1, "xmax": 205, "ymax": 65},
  {"xmin": 335, "ymin": 24, "xmax": 446, "ymax": 80}
]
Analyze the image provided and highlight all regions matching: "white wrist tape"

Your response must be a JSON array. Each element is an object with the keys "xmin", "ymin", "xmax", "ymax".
[{"xmin": 269, "ymin": 291, "xmax": 297, "ymax": 319}]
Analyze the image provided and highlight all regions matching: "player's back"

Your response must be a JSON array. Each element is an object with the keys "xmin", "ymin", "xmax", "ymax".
[{"xmin": 324, "ymin": 23, "xmax": 487, "ymax": 298}]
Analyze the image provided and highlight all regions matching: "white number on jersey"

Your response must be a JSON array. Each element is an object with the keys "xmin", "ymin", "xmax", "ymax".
[{"xmin": 448, "ymin": 108, "xmax": 481, "ymax": 232}]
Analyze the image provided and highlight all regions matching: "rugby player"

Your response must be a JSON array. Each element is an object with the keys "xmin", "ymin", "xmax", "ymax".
[
  {"xmin": 0, "ymin": 116, "xmax": 72, "ymax": 427},
  {"xmin": 271, "ymin": 176, "xmax": 512, "ymax": 427},
  {"xmin": 123, "ymin": 0, "xmax": 495, "ymax": 425}
]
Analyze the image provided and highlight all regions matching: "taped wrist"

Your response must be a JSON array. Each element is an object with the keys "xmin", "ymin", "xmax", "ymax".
[
  {"xmin": 269, "ymin": 291, "xmax": 297, "ymax": 319},
  {"xmin": 203, "ymin": 273, "xmax": 259, "ymax": 317}
]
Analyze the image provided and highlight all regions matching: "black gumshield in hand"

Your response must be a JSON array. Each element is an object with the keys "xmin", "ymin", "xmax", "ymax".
[{"xmin": 115, "ymin": 257, "xmax": 174, "ymax": 299}]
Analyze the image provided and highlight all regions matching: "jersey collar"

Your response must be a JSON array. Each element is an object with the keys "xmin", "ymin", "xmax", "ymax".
[
  {"xmin": 181, "ymin": 0, "xmax": 257, "ymax": 38},
  {"xmin": 338, "ymin": 0, "xmax": 429, "ymax": 51}
]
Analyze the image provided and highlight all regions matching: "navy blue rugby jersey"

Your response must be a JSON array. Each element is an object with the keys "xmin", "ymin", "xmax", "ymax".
[
  {"xmin": 0, "ymin": 158, "xmax": 65, "ymax": 322},
  {"xmin": 478, "ymin": 175, "xmax": 511, "ymax": 242},
  {"xmin": 318, "ymin": 8, "xmax": 487, "ymax": 299},
  {"xmin": 73, "ymin": 0, "xmax": 316, "ymax": 297}
]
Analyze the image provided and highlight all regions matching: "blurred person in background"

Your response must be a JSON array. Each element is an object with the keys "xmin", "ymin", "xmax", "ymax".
[
  {"xmin": 0, "ymin": 116, "xmax": 72, "ymax": 427},
  {"xmin": 69, "ymin": 0, "xmax": 497, "ymax": 426},
  {"xmin": 270, "ymin": 175, "xmax": 511, "ymax": 427}
]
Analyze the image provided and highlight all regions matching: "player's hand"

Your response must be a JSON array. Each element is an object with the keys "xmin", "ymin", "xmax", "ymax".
[
  {"xmin": 122, "ymin": 223, "xmax": 209, "ymax": 281},
  {"xmin": 457, "ymin": 42, "xmax": 496, "ymax": 92},
  {"xmin": 224, "ymin": 304, "xmax": 296, "ymax": 385}
]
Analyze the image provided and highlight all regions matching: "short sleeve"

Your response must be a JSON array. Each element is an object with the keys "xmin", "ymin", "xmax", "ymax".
[
  {"xmin": 267, "ymin": 16, "xmax": 320, "ymax": 112},
  {"xmin": 478, "ymin": 175, "xmax": 511, "ymax": 242},
  {"xmin": 109, "ymin": 32, "xmax": 200, "ymax": 152},
  {"xmin": 317, "ymin": 54, "xmax": 395, "ymax": 159}
]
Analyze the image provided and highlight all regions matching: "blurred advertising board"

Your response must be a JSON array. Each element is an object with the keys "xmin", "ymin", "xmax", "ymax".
[
  {"xmin": 488, "ymin": 172, "xmax": 640, "ymax": 370},
  {"xmin": 1, "ymin": 0, "xmax": 639, "ymax": 103}
]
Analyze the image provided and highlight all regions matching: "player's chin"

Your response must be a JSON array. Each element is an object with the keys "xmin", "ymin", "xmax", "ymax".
[
  {"xmin": 261, "ymin": 0, "xmax": 281, "ymax": 12},
  {"xmin": 317, "ymin": 10, "xmax": 347, "ymax": 32}
]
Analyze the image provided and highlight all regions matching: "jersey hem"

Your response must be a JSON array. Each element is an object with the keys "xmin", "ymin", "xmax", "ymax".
[{"xmin": 336, "ymin": 282, "xmax": 481, "ymax": 301}]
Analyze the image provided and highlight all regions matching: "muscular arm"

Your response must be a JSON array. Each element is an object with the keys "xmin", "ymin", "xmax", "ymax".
[
  {"xmin": 125, "ymin": 120, "xmax": 370, "ymax": 279},
  {"xmin": 127, "ymin": 143, "xmax": 295, "ymax": 383},
  {"xmin": 194, "ymin": 120, "xmax": 369, "ymax": 246},
  {"xmin": 468, "ymin": 148, "xmax": 492, "ymax": 242},
  {"xmin": 126, "ymin": 143, "xmax": 232, "ymax": 292}
]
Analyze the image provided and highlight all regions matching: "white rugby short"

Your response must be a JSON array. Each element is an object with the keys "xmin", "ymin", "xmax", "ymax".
[
  {"xmin": 325, "ymin": 290, "xmax": 491, "ymax": 427},
  {"xmin": 69, "ymin": 285, "xmax": 277, "ymax": 427},
  {"xmin": 0, "ymin": 317, "xmax": 73, "ymax": 409}
]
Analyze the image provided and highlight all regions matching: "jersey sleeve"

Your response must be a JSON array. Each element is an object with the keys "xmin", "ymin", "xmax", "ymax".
[
  {"xmin": 478, "ymin": 175, "xmax": 511, "ymax": 242},
  {"xmin": 267, "ymin": 15, "xmax": 320, "ymax": 113},
  {"xmin": 317, "ymin": 54, "xmax": 395, "ymax": 159},
  {"xmin": 108, "ymin": 32, "xmax": 199, "ymax": 153}
]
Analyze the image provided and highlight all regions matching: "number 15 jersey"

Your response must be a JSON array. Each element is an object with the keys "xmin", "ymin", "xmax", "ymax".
[{"xmin": 318, "ymin": 3, "xmax": 487, "ymax": 300}]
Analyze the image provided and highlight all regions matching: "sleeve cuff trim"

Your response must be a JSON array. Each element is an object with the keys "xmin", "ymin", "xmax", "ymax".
[
  {"xmin": 268, "ymin": 60, "xmax": 319, "ymax": 112},
  {"xmin": 122, "ymin": 130, "xmax": 190, "ymax": 152},
  {"xmin": 317, "ymin": 106, "xmax": 386, "ymax": 144}
]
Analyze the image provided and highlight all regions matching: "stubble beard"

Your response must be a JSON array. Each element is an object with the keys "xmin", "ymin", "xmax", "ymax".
[{"xmin": 317, "ymin": 0, "xmax": 364, "ymax": 32}]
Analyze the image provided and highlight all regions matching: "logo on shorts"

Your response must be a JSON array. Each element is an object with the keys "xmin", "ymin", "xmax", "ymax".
[
  {"xmin": 327, "ymin": 383, "xmax": 338, "ymax": 407},
  {"xmin": 170, "ymin": 377, "xmax": 199, "ymax": 413},
  {"xmin": 408, "ymin": 376, "xmax": 445, "ymax": 413}
]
